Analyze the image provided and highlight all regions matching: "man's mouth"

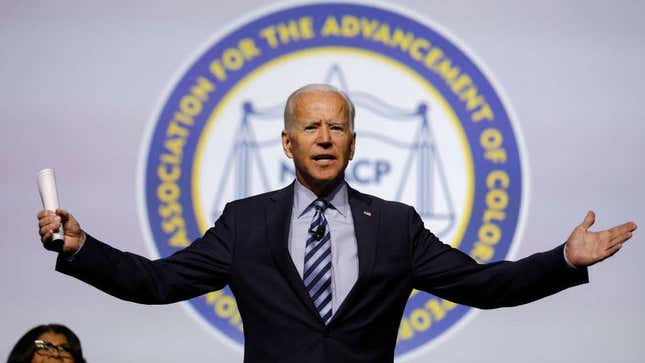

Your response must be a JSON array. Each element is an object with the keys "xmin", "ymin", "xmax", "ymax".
[
  {"xmin": 312, "ymin": 154, "xmax": 336, "ymax": 161},
  {"xmin": 312, "ymin": 154, "xmax": 336, "ymax": 165}
]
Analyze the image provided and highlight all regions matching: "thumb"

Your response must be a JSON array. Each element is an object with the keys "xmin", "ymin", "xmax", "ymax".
[
  {"xmin": 56, "ymin": 209, "xmax": 70, "ymax": 221},
  {"xmin": 55, "ymin": 209, "xmax": 81, "ymax": 235},
  {"xmin": 56, "ymin": 209, "xmax": 77, "ymax": 227},
  {"xmin": 580, "ymin": 210, "xmax": 595, "ymax": 230}
]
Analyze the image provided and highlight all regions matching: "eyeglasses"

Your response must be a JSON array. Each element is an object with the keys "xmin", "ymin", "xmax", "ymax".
[{"xmin": 34, "ymin": 340, "xmax": 73, "ymax": 360}]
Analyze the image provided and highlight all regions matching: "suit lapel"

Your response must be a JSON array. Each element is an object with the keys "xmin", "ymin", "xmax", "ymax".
[
  {"xmin": 329, "ymin": 186, "xmax": 378, "ymax": 326},
  {"xmin": 265, "ymin": 183, "xmax": 323, "ymax": 322}
]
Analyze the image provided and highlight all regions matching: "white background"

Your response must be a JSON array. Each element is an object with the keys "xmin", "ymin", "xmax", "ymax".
[{"xmin": 1, "ymin": 1, "xmax": 643, "ymax": 362}]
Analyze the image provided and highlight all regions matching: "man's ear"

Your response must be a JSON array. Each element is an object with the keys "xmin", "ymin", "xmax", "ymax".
[
  {"xmin": 282, "ymin": 130, "xmax": 294, "ymax": 159},
  {"xmin": 348, "ymin": 132, "xmax": 356, "ymax": 160}
]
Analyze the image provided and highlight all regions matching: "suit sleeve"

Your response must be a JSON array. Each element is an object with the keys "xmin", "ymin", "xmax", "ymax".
[
  {"xmin": 55, "ymin": 203, "xmax": 236, "ymax": 304},
  {"xmin": 409, "ymin": 207, "xmax": 589, "ymax": 309}
]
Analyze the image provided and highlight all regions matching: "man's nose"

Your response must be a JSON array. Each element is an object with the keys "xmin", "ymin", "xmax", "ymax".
[{"xmin": 316, "ymin": 127, "xmax": 332, "ymax": 145}]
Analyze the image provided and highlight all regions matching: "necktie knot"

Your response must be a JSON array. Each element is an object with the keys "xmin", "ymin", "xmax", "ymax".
[{"xmin": 313, "ymin": 199, "xmax": 329, "ymax": 212}]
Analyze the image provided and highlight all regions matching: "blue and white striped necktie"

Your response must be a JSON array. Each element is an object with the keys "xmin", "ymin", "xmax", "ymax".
[{"xmin": 303, "ymin": 199, "xmax": 333, "ymax": 324}]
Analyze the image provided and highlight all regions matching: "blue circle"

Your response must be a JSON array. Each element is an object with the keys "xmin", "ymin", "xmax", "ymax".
[{"xmin": 142, "ymin": 2, "xmax": 523, "ymax": 357}]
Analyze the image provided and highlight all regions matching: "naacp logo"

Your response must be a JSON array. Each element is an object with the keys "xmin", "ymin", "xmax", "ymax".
[{"xmin": 138, "ymin": 2, "xmax": 527, "ymax": 359}]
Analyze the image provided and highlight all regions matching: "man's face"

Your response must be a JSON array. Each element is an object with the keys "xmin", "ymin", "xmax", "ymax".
[{"xmin": 282, "ymin": 91, "xmax": 355, "ymax": 195}]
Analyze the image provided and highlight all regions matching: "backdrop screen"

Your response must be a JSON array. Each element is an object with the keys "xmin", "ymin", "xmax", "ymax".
[{"xmin": 1, "ymin": 1, "xmax": 643, "ymax": 362}]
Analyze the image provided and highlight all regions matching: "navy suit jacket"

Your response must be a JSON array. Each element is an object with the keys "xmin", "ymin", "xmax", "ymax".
[{"xmin": 57, "ymin": 183, "xmax": 588, "ymax": 363}]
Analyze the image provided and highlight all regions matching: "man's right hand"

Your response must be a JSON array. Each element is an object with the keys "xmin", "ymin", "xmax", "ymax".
[{"xmin": 37, "ymin": 209, "xmax": 85, "ymax": 254}]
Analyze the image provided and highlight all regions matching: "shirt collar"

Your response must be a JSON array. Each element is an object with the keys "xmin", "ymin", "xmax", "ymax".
[{"xmin": 293, "ymin": 179, "xmax": 349, "ymax": 219}]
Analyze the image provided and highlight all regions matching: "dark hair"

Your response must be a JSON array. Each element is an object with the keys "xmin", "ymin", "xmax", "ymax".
[{"xmin": 7, "ymin": 324, "xmax": 86, "ymax": 363}]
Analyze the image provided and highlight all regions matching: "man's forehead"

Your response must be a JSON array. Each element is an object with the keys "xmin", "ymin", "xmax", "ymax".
[
  {"xmin": 295, "ymin": 89, "xmax": 345, "ymax": 103},
  {"xmin": 294, "ymin": 91, "xmax": 348, "ymax": 112}
]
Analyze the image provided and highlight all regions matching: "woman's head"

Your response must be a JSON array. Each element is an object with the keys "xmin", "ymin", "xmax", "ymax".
[{"xmin": 7, "ymin": 324, "xmax": 85, "ymax": 363}]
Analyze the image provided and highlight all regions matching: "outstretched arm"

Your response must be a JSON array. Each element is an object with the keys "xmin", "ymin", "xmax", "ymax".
[
  {"xmin": 36, "ymin": 206, "xmax": 235, "ymax": 304},
  {"xmin": 565, "ymin": 211, "xmax": 637, "ymax": 267}
]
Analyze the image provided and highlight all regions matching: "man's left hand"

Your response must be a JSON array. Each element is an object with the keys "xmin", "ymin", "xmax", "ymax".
[{"xmin": 565, "ymin": 211, "xmax": 637, "ymax": 267}]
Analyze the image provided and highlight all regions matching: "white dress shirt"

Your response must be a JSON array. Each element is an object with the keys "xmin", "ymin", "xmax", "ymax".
[{"xmin": 288, "ymin": 180, "xmax": 359, "ymax": 316}]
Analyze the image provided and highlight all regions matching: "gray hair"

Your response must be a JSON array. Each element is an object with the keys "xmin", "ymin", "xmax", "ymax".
[{"xmin": 283, "ymin": 84, "xmax": 355, "ymax": 131}]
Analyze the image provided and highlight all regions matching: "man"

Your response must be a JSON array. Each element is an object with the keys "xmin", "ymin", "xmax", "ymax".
[{"xmin": 37, "ymin": 84, "xmax": 637, "ymax": 363}]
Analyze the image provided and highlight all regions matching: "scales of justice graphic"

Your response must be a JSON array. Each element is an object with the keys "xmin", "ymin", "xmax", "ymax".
[{"xmin": 209, "ymin": 65, "xmax": 458, "ymax": 239}]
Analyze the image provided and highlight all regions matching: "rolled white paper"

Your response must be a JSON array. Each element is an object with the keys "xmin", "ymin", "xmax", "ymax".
[{"xmin": 37, "ymin": 168, "xmax": 64, "ymax": 241}]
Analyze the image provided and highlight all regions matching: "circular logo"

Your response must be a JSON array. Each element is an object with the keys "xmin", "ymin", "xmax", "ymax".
[{"xmin": 138, "ymin": 1, "xmax": 528, "ymax": 359}]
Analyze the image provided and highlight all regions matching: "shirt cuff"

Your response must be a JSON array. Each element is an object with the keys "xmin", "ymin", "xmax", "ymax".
[
  {"xmin": 563, "ymin": 244, "xmax": 577, "ymax": 269},
  {"xmin": 64, "ymin": 230, "xmax": 86, "ymax": 262}
]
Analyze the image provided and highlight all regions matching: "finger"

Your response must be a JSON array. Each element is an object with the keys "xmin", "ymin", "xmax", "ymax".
[
  {"xmin": 36, "ymin": 210, "xmax": 56, "ymax": 219},
  {"xmin": 605, "ymin": 242, "xmax": 623, "ymax": 259},
  {"xmin": 608, "ymin": 231, "xmax": 633, "ymax": 249},
  {"xmin": 616, "ymin": 222, "xmax": 636, "ymax": 232},
  {"xmin": 39, "ymin": 222, "xmax": 60, "ymax": 235},
  {"xmin": 41, "ymin": 230, "xmax": 52, "ymax": 242},
  {"xmin": 56, "ymin": 209, "xmax": 70, "ymax": 221},
  {"xmin": 38, "ymin": 216, "xmax": 51, "ymax": 228},
  {"xmin": 40, "ymin": 227, "xmax": 56, "ymax": 242},
  {"xmin": 608, "ymin": 222, "xmax": 638, "ymax": 239},
  {"xmin": 580, "ymin": 210, "xmax": 595, "ymax": 230},
  {"xmin": 38, "ymin": 215, "xmax": 61, "ymax": 228}
]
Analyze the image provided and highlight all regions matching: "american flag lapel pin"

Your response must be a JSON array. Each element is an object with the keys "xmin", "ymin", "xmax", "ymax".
[{"xmin": 363, "ymin": 210, "xmax": 372, "ymax": 217}]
